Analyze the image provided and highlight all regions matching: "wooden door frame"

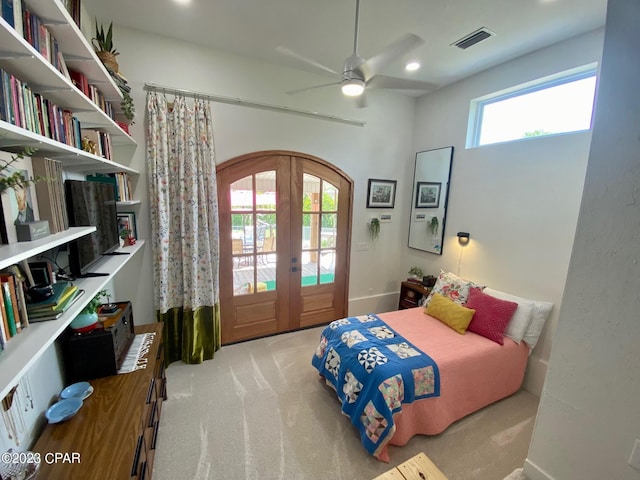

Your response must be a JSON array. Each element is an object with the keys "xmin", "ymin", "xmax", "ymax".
[{"xmin": 216, "ymin": 150, "xmax": 353, "ymax": 342}]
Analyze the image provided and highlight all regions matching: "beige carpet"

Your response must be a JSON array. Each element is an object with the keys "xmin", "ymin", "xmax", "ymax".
[{"xmin": 152, "ymin": 326, "xmax": 539, "ymax": 480}]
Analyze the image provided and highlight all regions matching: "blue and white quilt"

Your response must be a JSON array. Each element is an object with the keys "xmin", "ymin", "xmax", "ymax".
[{"xmin": 311, "ymin": 314, "xmax": 440, "ymax": 457}]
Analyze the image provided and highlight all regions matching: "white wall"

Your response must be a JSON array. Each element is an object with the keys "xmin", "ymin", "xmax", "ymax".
[
  {"xmin": 525, "ymin": 0, "xmax": 640, "ymax": 478},
  {"xmin": 403, "ymin": 29, "xmax": 604, "ymax": 396},
  {"xmin": 113, "ymin": 27, "xmax": 418, "ymax": 322}
]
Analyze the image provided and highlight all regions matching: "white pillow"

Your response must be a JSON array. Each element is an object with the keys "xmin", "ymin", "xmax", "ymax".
[
  {"xmin": 483, "ymin": 287, "xmax": 535, "ymax": 344},
  {"xmin": 523, "ymin": 300, "xmax": 553, "ymax": 350}
]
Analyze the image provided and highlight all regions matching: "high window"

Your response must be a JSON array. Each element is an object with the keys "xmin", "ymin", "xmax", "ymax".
[{"xmin": 467, "ymin": 65, "xmax": 598, "ymax": 148}]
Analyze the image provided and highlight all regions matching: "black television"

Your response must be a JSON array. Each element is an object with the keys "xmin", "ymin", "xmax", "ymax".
[{"xmin": 65, "ymin": 180, "xmax": 120, "ymax": 277}]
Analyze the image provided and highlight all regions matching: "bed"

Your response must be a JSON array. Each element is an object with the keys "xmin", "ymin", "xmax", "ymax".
[{"xmin": 311, "ymin": 271, "xmax": 552, "ymax": 462}]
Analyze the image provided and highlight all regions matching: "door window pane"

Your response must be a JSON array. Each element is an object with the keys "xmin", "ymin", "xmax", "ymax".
[
  {"xmin": 321, "ymin": 214, "xmax": 336, "ymax": 248},
  {"xmin": 232, "ymin": 171, "xmax": 277, "ymax": 296},
  {"xmin": 322, "ymin": 182, "xmax": 338, "ymax": 211},
  {"xmin": 230, "ymin": 176, "xmax": 253, "ymax": 211},
  {"xmin": 319, "ymin": 250, "xmax": 336, "ymax": 284},
  {"xmin": 255, "ymin": 172, "xmax": 276, "ymax": 211}
]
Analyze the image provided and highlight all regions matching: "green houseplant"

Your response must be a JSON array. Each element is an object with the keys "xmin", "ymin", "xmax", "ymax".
[
  {"xmin": 368, "ymin": 217, "xmax": 380, "ymax": 241},
  {"xmin": 92, "ymin": 20, "xmax": 119, "ymax": 72},
  {"xmin": 428, "ymin": 216, "xmax": 439, "ymax": 235},
  {"xmin": 408, "ymin": 266, "xmax": 424, "ymax": 279},
  {"xmin": 70, "ymin": 289, "xmax": 109, "ymax": 331}
]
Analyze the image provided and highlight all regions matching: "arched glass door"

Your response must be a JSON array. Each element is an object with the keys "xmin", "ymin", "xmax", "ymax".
[{"xmin": 218, "ymin": 151, "xmax": 352, "ymax": 344}]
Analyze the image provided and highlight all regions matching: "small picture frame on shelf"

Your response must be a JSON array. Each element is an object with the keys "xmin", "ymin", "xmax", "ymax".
[
  {"xmin": 0, "ymin": 152, "xmax": 40, "ymax": 244},
  {"xmin": 117, "ymin": 212, "xmax": 137, "ymax": 241},
  {"xmin": 366, "ymin": 179, "xmax": 397, "ymax": 208}
]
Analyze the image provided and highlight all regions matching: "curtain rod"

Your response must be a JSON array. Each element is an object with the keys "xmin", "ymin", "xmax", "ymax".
[{"xmin": 144, "ymin": 83, "xmax": 366, "ymax": 127}]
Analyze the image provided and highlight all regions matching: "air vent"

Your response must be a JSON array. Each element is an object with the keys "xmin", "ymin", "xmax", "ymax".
[{"xmin": 452, "ymin": 28, "xmax": 495, "ymax": 50}]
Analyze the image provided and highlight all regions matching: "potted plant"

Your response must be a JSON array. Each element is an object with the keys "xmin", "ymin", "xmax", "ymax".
[
  {"xmin": 368, "ymin": 218, "xmax": 380, "ymax": 241},
  {"xmin": 121, "ymin": 90, "xmax": 135, "ymax": 123},
  {"xmin": 70, "ymin": 289, "xmax": 109, "ymax": 332},
  {"xmin": 428, "ymin": 216, "xmax": 439, "ymax": 235},
  {"xmin": 408, "ymin": 266, "xmax": 424, "ymax": 281},
  {"xmin": 92, "ymin": 20, "xmax": 119, "ymax": 72}
]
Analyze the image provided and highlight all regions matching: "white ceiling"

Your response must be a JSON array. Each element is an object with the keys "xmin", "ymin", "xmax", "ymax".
[{"xmin": 83, "ymin": 0, "xmax": 607, "ymax": 95}]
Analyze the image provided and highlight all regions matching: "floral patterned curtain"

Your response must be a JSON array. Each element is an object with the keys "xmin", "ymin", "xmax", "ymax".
[{"xmin": 146, "ymin": 92, "xmax": 220, "ymax": 364}]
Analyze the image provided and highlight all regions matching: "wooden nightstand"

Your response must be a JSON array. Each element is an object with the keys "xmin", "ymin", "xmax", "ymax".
[{"xmin": 398, "ymin": 281, "xmax": 432, "ymax": 310}]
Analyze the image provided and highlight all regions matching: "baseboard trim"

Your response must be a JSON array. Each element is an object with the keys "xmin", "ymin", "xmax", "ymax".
[
  {"xmin": 523, "ymin": 459, "xmax": 554, "ymax": 480},
  {"xmin": 348, "ymin": 291, "xmax": 399, "ymax": 316}
]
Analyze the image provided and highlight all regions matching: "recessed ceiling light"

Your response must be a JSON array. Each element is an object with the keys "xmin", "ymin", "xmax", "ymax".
[
  {"xmin": 405, "ymin": 62, "xmax": 421, "ymax": 72},
  {"xmin": 173, "ymin": 0, "xmax": 191, "ymax": 5}
]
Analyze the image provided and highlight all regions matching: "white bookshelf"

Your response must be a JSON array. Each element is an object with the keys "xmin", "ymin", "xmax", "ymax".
[
  {"xmin": 0, "ymin": 226, "xmax": 95, "ymax": 271},
  {"xmin": 0, "ymin": 0, "xmax": 143, "ymax": 402},
  {"xmin": 0, "ymin": 240, "xmax": 145, "ymax": 400}
]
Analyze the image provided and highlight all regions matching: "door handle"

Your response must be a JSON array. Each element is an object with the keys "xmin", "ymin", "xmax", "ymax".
[{"xmin": 291, "ymin": 267, "xmax": 298, "ymax": 272}]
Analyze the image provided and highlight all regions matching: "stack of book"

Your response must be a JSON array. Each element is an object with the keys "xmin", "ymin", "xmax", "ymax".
[
  {"xmin": 31, "ymin": 156, "xmax": 68, "ymax": 234},
  {"xmin": 26, "ymin": 282, "xmax": 84, "ymax": 322}
]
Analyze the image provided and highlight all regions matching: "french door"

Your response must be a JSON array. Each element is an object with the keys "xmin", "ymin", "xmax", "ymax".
[{"xmin": 217, "ymin": 151, "xmax": 353, "ymax": 344}]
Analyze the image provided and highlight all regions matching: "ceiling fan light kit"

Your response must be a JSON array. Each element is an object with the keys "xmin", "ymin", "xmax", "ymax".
[
  {"xmin": 341, "ymin": 78, "xmax": 365, "ymax": 96},
  {"xmin": 278, "ymin": 0, "xmax": 436, "ymax": 106}
]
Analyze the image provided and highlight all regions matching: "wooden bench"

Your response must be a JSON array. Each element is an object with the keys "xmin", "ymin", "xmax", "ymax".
[{"xmin": 373, "ymin": 452, "xmax": 449, "ymax": 480}]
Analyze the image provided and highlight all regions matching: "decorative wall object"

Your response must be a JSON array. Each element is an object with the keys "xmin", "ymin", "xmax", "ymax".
[
  {"xmin": 366, "ymin": 179, "xmax": 397, "ymax": 208},
  {"xmin": 408, "ymin": 147, "xmax": 453, "ymax": 255}
]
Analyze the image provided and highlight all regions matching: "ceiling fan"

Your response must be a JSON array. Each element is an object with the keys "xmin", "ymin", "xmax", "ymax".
[{"xmin": 277, "ymin": 0, "xmax": 436, "ymax": 106}]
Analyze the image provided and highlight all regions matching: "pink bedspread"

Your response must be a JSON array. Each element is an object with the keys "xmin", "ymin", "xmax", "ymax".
[{"xmin": 374, "ymin": 307, "xmax": 529, "ymax": 462}]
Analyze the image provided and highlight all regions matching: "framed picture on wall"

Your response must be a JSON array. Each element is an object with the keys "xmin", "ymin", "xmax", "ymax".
[
  {"xmin": 366, "ymin": 179, "xmax": 397, "ymax": 208},
  {"xmin": 415, "ymin": 182, "xmax": 441, "ymax": 208}
]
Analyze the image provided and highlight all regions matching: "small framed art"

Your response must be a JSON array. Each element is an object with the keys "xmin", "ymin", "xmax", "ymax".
[
  {"xmin": 0, "ymin": 152, "xmax": 40, "ymax": 244},
  {"xmin": 366, "ymin": 179, "xmax": 397, "ymax": 208},
  {"xmin": 117, "ymin": 212, "xmax": 137, "ymax": 239},
  {"xmin": 415, "ymin": 182, "xmax": 441, "ymax": 208}
]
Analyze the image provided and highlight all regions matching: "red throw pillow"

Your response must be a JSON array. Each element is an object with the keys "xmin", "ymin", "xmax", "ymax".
[{"xmin": 466, "ymin": 287, "xmax": 518, "ymax": 345}]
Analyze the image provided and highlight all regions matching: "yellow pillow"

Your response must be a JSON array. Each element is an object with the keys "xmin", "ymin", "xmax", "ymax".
[{"xmin": 425, "ymin": 293, "xmax": 476, "ymax": 334}]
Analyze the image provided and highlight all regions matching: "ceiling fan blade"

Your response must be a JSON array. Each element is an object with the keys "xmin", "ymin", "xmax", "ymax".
[
  {"xmin": 358, "ymin": 33, "xmax": 425, "ymax": 81},
  {"xmin": 286, "ymin": 82, "xmax": 342, "ymax": 95},
  {"xmin": 355, "ymin": 93, "xmax": 368, "ymax": 108},
  {"xmin": 276, "ymin": 45, "xmax": 338, "ymax": 76},
  {"xmin": 367, "ymin": 75, "xmax": 437, "ymax": 92}
]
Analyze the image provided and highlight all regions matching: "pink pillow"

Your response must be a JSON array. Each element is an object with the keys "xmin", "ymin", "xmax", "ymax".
[{"xmin": 465, "ymin": 287, "xmax": 518, "ymax": 345}]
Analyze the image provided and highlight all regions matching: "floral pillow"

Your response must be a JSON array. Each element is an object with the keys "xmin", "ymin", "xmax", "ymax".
[{"xmin": 423, "ymin": 270, "xmax": 484, "ymax": 306}]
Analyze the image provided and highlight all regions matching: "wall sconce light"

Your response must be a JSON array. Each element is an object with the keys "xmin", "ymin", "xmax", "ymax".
[{"xmin": 457, "ymin": 232, "xmax": 470, "ymax": 245}]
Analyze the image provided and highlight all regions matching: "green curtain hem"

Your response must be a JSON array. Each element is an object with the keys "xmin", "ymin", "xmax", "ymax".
[{"xmin": 157, "ymin": 304, "xmax": 221, "ymax": 366}]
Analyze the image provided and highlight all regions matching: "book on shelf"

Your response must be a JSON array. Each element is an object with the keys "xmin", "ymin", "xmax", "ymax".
[
  {"xmin": 26, "ymin": 281, "xmax": 76, "ymax": 311},
  {"xmin": 0, "ymin": 283, "xmax": 9, "ymax": 345},
  {"xmin": 1, "ymin": 0, "xmax": 23, "ymax": 36},
  {"xmin": 32, "ymin": 156, "xmax": 68, "ymax": 233},
  {"xmin": 28, "ymin": 288, "xmax": 85, "ymax": 322},
  {"xmin": 1, "ymin": 276, "xmax": 19, "ymax": 336},
  {"xmin": 1, "ymin": 265, "xmax": 30, "ymax": 329}
]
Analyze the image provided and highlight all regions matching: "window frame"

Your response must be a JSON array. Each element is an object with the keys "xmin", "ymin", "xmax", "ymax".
[{"xmin": 467, "ymin": 63, "xmax": 598, "ymax": 148}]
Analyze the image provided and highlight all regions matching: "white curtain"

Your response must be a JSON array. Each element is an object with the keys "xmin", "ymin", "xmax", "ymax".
[{"xmin": 146, "ymin": 92, "xmax": 220, "ymax": 363}]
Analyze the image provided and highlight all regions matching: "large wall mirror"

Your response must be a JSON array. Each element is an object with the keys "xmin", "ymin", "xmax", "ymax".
[{"xmin": 408, "ymin": 147, "xmax": 454, "ymax": 254}]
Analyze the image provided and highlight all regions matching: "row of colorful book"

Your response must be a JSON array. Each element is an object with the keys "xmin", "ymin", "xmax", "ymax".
[
  {"xmin": 0, "ymin": 262, "xmax": 85, "ymax": 349},
  {"xmin": 2, "ymin": 0, "xmax": 69, "ymax": 82},
  {"xmin": 0, "ymin": 67, "xmax": 82, "ymax": 150},
  {"xmin": 69, "ymin": 70, "xmax": 115, "ymax": 121},
  {"xmin": 1, "ymin": 0, "xmax": 116, "ymax": 129}
]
